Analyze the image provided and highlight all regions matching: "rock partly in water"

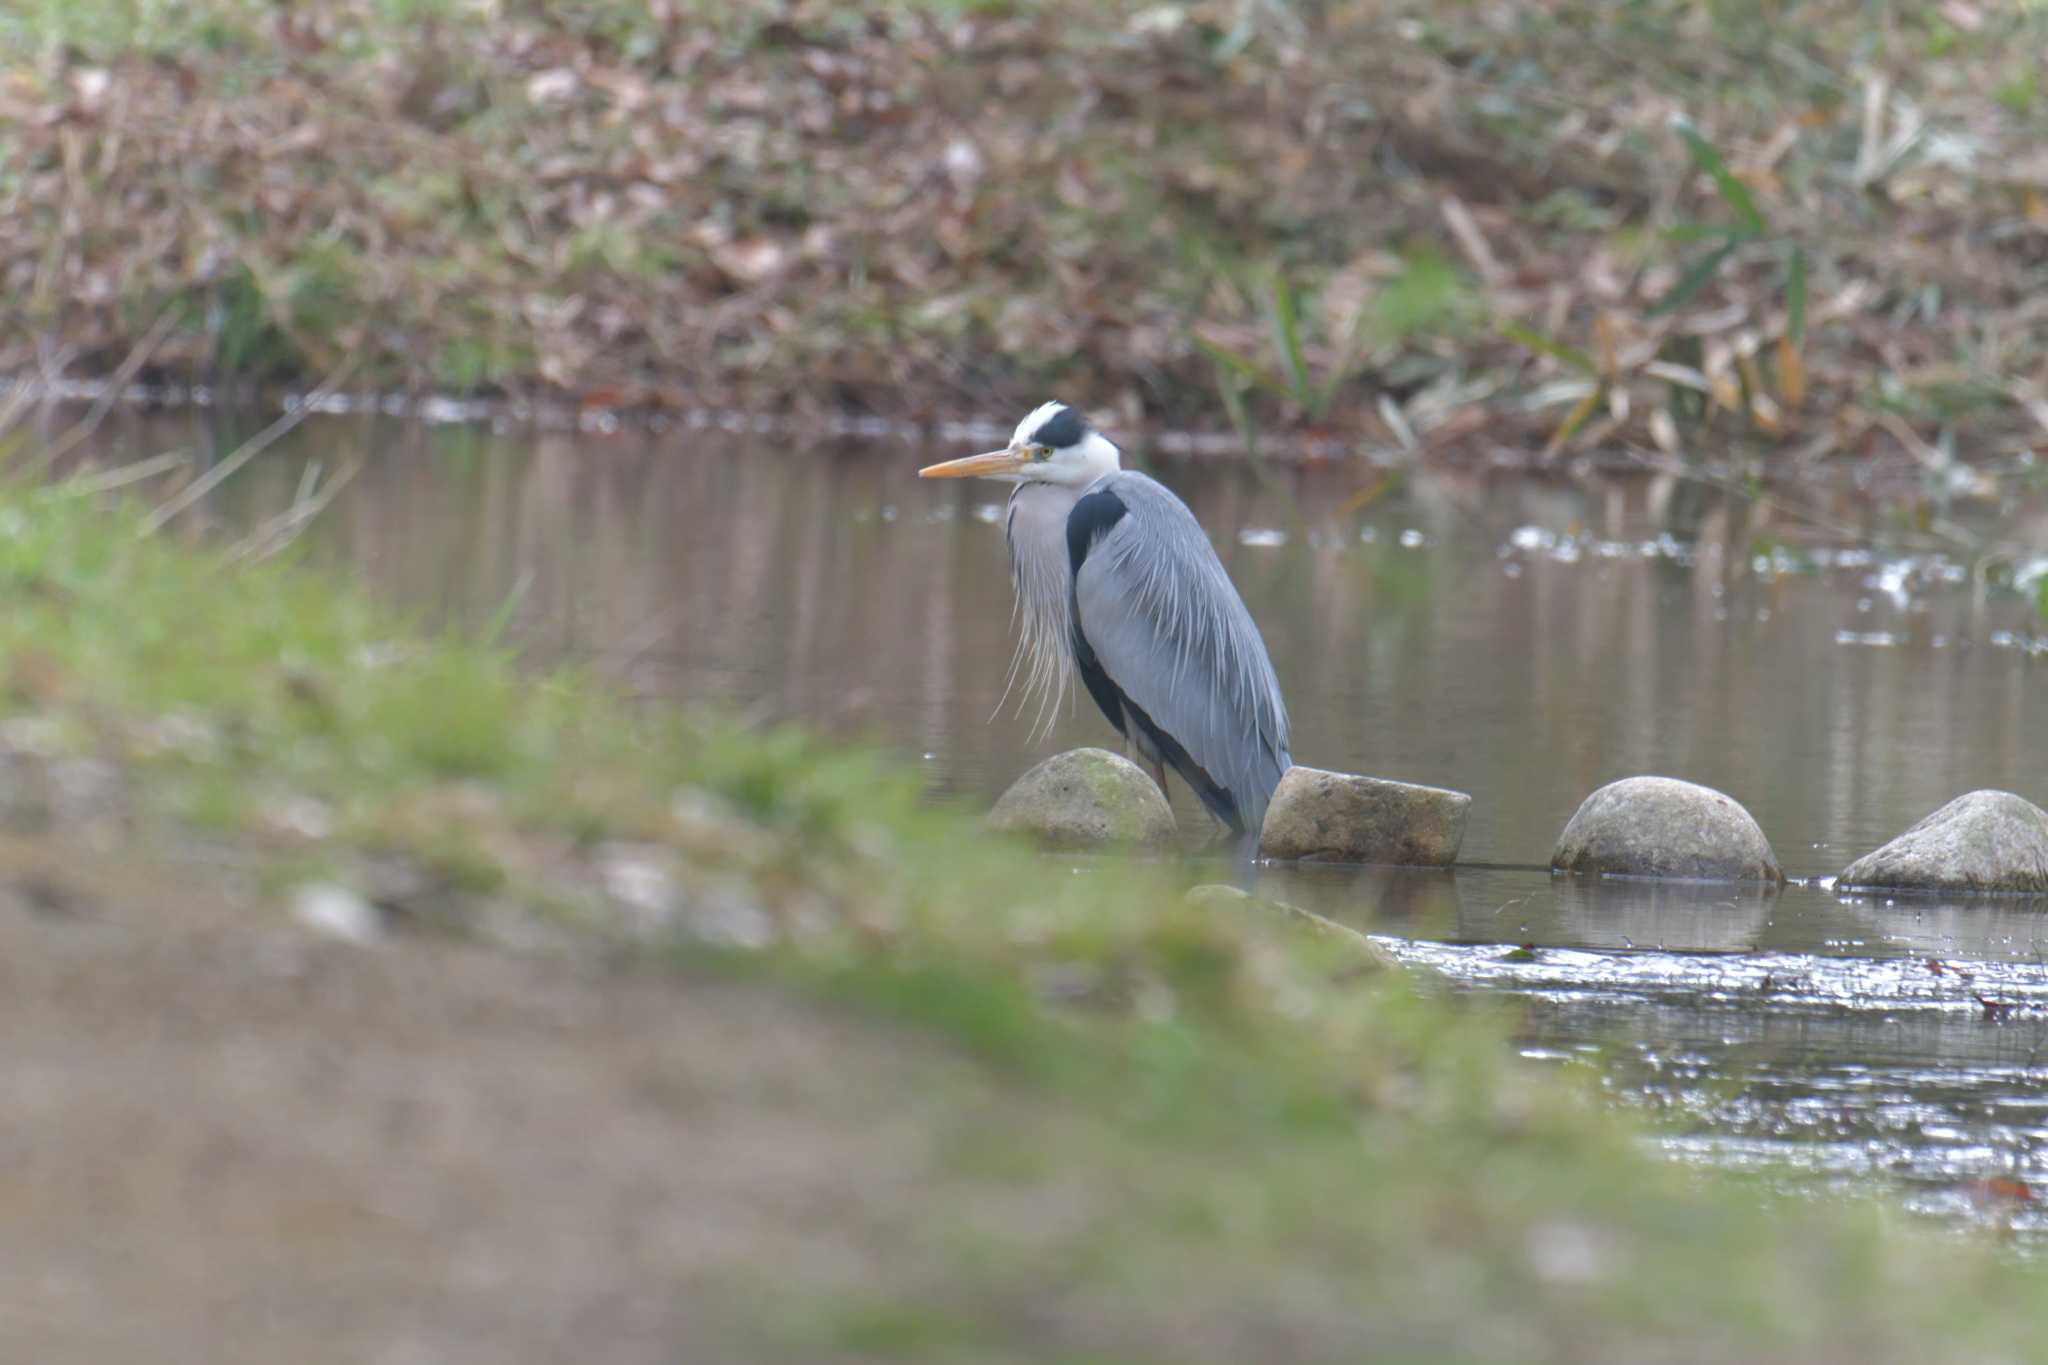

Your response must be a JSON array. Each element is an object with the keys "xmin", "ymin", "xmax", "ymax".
[
  {"xmin": 1838, "ymin": 790, "xmax": 2048, "ymax": 895},
  {"xmin": 1256, "ymin": 767, "xmax": 1469, "ymax": 866},
  {"xmin": 988, "ymin": 748, "xmax": 1176, "ymax": 851},
  {"xmin": 1551, "ymin": 776, "xmax": 1782, "ymax": 882},
  {"xmin": 1182, "ymin": 883, "xmax": 1404, "ymax": 973},
  {"xmin": 1183, "ymin": 882, "xmax": 1257, "ymax": 911}
]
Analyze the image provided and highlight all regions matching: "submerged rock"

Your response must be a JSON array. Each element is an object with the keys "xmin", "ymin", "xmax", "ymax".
[
  {"xmin": 1182, "ymin": 883, "xmax": 1404, "ymax": 973},
  {"xmin": 988, "ymin": 748, "xmax": 1176, "ymax": 850},
  {"xmin": 1551, "ymin": 776, "xmax": 1781, "ymax": 882},
  {"xmin": 1183, "ymin": 882, "xmax": 1256, "ymax": 911},
  {"xmin": 1838, "ymin": 791, "xmax": 2048, "ymax": 895},
  {"xmin": 1256, "ymin": 767, "xmax": 1469, "ymax": 866}
]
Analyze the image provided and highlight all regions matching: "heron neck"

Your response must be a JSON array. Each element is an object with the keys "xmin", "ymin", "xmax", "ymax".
[{"xmin": 1001, "ymin": 480, "xmax": 1085, "ymax": 736}]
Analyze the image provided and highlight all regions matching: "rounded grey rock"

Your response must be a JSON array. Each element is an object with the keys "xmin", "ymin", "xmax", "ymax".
[
  {"xmin": 1552, "ymin": 776, "xmax": 1782, "ymax": 882},
  {"xmin": 1838, "ymin": 790, "xmax": 2048, "ymax": 895},
  {"xmin": 1257, "ymin": 767, "xmax": 1470, "ymax": 866},
  {"xmin": 988, "ymin": 748, "xmax": 1176, "ymax": 851}
]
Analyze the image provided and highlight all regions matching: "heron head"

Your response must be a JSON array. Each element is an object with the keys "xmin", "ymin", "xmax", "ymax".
[{"xmin": 917, "ymin": 401, "xmax": 1121, "ymax": 486}]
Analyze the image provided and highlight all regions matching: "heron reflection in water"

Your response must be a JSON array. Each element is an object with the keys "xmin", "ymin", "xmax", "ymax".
[{"xmin": 920, "ymin": 402, "xmax": 1291, "ymax": 842}]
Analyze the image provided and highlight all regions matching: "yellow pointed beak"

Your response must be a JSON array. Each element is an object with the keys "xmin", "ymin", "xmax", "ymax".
[{"xmin": 918, "ymin": 447, "xmax": 1030, "ymax": 479}]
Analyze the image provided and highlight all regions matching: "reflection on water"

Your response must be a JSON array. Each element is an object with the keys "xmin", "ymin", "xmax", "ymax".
[
  {"xmin": 88, "ymin": 406, "xmax": 2048, "ymax": 1239},
  {"xmin": 156, "ymin": 409, "xmax": 2048, "ymax": 877}
]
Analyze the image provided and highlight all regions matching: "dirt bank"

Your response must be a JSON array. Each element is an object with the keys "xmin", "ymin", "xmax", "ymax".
[{"xmin": 8, "ymin": 1, "xmax": 2048, "ymax": 471}]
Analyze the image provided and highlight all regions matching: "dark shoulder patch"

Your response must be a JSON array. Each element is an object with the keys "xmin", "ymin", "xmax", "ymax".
[
  {"xmin": 1066, "ymin": 488, "xmax": 1127, "ymax": 577},
  {"xmin": 1030, "ymin": 404, "xmax": 1089, "ymax": 449}
]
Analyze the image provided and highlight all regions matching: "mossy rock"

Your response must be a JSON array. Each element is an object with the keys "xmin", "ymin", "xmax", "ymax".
[{"xmin": 987, "ymin": 748, "xmax": 1176, "ymax": 851}]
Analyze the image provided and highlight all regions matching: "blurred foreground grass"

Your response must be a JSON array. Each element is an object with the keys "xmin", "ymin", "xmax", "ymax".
[
  {"xmin": 3, "ymin": 0, "xmax": 2048, "ymax": 473},
  {"xmin": 0, "ymin": 463, "xmax": 2036, "ymax": 1358}
]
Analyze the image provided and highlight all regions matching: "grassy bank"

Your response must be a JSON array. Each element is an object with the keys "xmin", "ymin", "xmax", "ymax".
[
  {"xmin": 5, "ymin": 1, "xmax": 2048, "ymax": 472},
  {"xmin": 0, "ymin": 464, "xmax": 2040, "ymax": 1357}
]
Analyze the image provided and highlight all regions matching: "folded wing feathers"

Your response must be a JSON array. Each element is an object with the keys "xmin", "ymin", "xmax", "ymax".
[
  {"xmin": 1088, "ymin": 473, "xmax": 1290, "ymax": 812},
  {"xmin": 995, "ymin": 473, "xmax": 1289, "ymax": 820}
]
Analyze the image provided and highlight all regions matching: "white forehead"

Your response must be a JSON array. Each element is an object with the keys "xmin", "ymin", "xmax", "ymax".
[{"xmin": 1011, "ymin": 401, "xmax": 1070, "ymax": 448}]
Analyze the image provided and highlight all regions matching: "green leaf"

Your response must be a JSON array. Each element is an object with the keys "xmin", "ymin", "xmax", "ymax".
[
  {"xmin": 1673, "ymin": 120, "xmax": 1766, "ymax": 236},
  {"xmin": 1206, "ymin": 353, "xmax": 1259, "ymax": 460},
  {"xmin": 2036, "ymin": 574, "xmax": 2048, "ymax": 624},
  {"xmin": 1310, "ymin": 360, "xmax": 1356, "ymax": 421},
  {"xmin": 1784, "ymin": 245, "xmax": 1807, "ymax": 347},
  {"xmin": 1647, "ymin": 240, "xmax": 1738, "ymax": 317},
  {"xmin": 1265, "ymin": 272, "xmax": 1311, "ymax": 405},
  {"xmin": 1374, "ymin": 249, "xmax": 1465, "ymax": 340},
  {"xmin": 1500, "ymin": 322, "xmax": 1599, "ymax": 375},
  {"xmin": 479, "ymin": 568, "xmax": 534, "ymax": 650},
  {"xmin": 1543, "ymin": 383, "xmax": 1604, "ymax": 457},
  {"xmin": 1311, "ymin": 306, "xmax": 1375, "ymax": 419},
  {"xmin": 1662, "ymin": 221, "xmax": 1737, "ymax": 244},
  {"xmin": 1190, "ymin": 331, "xmax": 1285, "ymax": 398}
]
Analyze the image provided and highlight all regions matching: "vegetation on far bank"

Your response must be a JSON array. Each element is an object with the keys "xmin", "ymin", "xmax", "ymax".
[
  {"xmin": 4, "ymin": 0, "xmax": 2048, "ymax": 477},
  {"xmin": 0, "ymin": 447, "xmax": 2037, "ymax": 1358},
  {"xmin": 2, "ymin": 2, "xmax": 2045, "ymax": 1353}
]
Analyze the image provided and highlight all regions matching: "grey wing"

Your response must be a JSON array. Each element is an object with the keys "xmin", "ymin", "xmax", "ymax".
[{"xmin": 1073, "ymin": 474, "xmax": 1291, "ymax": 829}]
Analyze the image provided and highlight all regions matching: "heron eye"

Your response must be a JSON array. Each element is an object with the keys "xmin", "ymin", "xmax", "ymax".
[{"xmin": 1031, "ymin": 445, "xmax": 1052, "ymax": 461}]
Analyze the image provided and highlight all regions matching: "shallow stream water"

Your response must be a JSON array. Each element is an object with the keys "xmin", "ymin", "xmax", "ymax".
[{"xmin": 93, "ymin": 406, "xmax": 2048, "ymax": 1241}]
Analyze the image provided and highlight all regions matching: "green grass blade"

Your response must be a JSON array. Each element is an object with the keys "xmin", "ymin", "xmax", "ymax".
[
  {"xmin": 1207, "ymin": 354, "xmax": 1260, "ymax": 460},
  {"xmin": 1310, "ymin": 304, "xmax": 1374, "ymax": 418},
  {"xmin": 479, "ymin": 568, "xmax": 534, "ymax": 650},
  {"xmin": 1310, "ymin": 358, "xmax": 1356, "ymax": 420},
  {"xmin": 1784, "ymin": 245, "xmax": 1807, "ymax": 347},
  {"xmin": 1544, "ymin": 383, "xmax": 1604, "ymax": 457},
  {"xmin": 1500, "ymin": 322, "xmax": 1599, "ymax": 375},
  {"xmin": 1191, "ymin": 331, "xmax": 1285, "ymax": 398},
  {"xmin": 1647, "ymin": 240, "xmax": 1738, "ymax": 317},
  {"xmin": 1673, "ymin": 119, "xmax": 1766, "ymax": 236},
  {"xmin": 1662, "ymin": 221, "xmax": 1738, "ymax": 244},
  {"xmin": 1266, "ymin": 271, "xmax": 1311, "ymax": 405}
]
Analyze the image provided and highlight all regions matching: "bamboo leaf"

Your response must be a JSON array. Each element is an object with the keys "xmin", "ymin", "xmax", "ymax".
[
  {"xmin": 1374, "ymin": 249, "xmax": 1466, "ymax": 339},
  {"xmin": 1266, "ymin": 272, "xmax": 1311, "ymax": 405},
  {"xmin": 1191, "ymin": 330, "xmax": 1286, "ymax": 397},
  {"xmin": 1662, "ymin": 221, "xmax": 1736, "ymax": 244},
  {"xmin": 1647, "ymin": 240, "xmax": 1738, "ymax": 317},
  {"xmin": 1544, "ymin": 384, "xmax": 1604, "ymax": 457},
  {"xmin": 1775, "ymin": 335, "xmax": 1806, "ymax": 408},
  {"xmin": 1310, "ymin": 365, "xmax": 1353, "ymax": 421},
  {"xmin": 1207, "ymin": 353, "xmax": 1259, "ymax": 460},
  {"xmin": 1311, "ymin": 310, "xmax": 1374, "ymax": 418},
  {"xmin": 1673, "ymin": 119, "xmax": 1767, "ymax": 235},
  {"xmin": 1500, "ymin": 322, "xmax": 1599, "ymax": 375},
  {"xmin": 1337, "ymin": 474, "xmax": 1395, "ymax": 516},
  {"xmin": 480, "ymin": 568, "xmax": 535, "ymax": 650},
  {"xmin": 1784, "ymin": 244, "xmax": 1807, "ymax": 346}
]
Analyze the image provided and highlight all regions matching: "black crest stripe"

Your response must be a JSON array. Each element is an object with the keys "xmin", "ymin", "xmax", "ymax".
[{"xmin": 1031, "ymin": 404, "xmax": 1089, "ymax": 450}]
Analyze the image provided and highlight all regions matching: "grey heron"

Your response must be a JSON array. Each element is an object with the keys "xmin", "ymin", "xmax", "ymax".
[{"xmin": 920, "ymin": 402, "xmax": 1292, "ymax": 840}]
